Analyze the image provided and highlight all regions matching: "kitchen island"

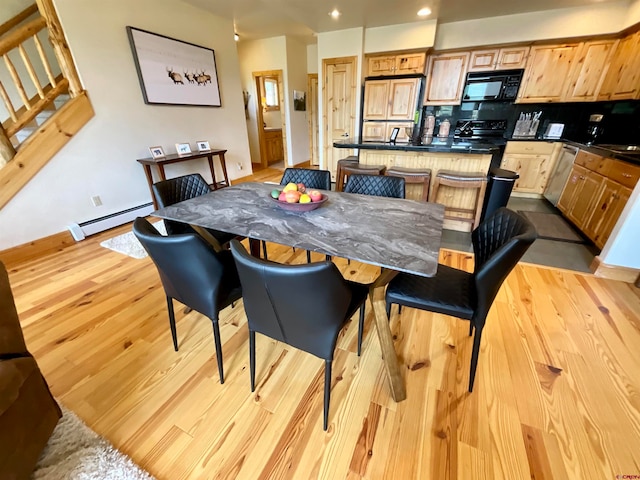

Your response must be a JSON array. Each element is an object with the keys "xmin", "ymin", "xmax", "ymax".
[{"xmin": 334, "ymin": 138, "xmax": 501, "ymax": 231}]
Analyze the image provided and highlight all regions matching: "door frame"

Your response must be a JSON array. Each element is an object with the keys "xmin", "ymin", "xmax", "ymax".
[
  {"xmin": 252, "ymin": 69, "xmax": 286, "ymax": 169},
  {"xmin": 307, "ymin": 73, "xmax": 319, "ymax": 166},
  {"xmin": 321, "ymin": 56, "xmax": 357, "ymax": 176}
]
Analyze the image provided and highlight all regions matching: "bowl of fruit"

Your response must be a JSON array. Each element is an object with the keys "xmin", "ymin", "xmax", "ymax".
[{"xmin": 270, "ymin": 182, "xmax": 328, "ymax": 212}]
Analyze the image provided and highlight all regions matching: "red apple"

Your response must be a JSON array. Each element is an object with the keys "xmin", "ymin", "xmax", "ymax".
[
  {"xmin": 297, "ymin": 183, "xmax": 306, "ymax": 193},
  {"xmin": 285, "ymin": 190, "xmax": 301, "ymax": 203},
  {"xmin": 309, "ymin": 190, "xmax": 323, "ymax": 202},
  {"xmin": 278, "ymin": 191, "xmax": 287, "ymax": 202}
]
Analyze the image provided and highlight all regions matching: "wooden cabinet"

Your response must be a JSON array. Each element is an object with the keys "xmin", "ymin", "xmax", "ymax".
[
  {"xmin": 517, "ymin": 43, "xmax": 580, "ymax": 103},
  {"xmin": 363, "ymin": 78, "xmax": 421, "ymax": 121},
  {"xmin": 367, "ymin": 53, "xmax": 426, "ymax": 76},
  {"xmin": 362, "ymin": 121, "xmax": 413, "ymax": 142},
  {"xmin": 564, "ymin": 39, "xmax": 617, "ymax": 102},
  {"xmin": 598, "ymin": 31, "xmax": 640, "ymax": 100},
  {"xmin": 558, "ymin": 150, "xmax": 638, "ymax": 249},
  {"xmin": 263, "ymin": 129, "xmax": 283, "ymax": 164},
  {"xmin": 468, "ymin": 46, "xmax": 529, "ymax": 71},
  {"xmin": 501, "ymin": 141, "xmax": 560, "ymax": 194},
  {"xmin": 424, "ymin": 52, "xmax": 469, "ymax": 105}
]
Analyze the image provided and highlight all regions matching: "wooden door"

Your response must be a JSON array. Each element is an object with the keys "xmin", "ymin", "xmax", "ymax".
[
  {"xmin": 583, "ymin": 177, "xmax": 619, "ymax": 244},
  {"xmin": 367, "ymin": 55, "xmax": 396, "ymax": 76},
  {"xmin": 362, "ymin": 121, "xmax": 387, "ymax": 141},
  {"xmin": 395, "ymin": 53, "xmax": 426, "ymax": 74},
  {"xmin": 323, "ymin": 57, "xmax": 357, "ymax": 181},
  {"xmin": 599, "ymin": 32, "xmax": 640, "ymax": 100},
  {"xmin": 387, "ymin": 78, "xmax": 420, "ymax": 120},
  {"xmin": 517, "ymin": 44, "xmax": 579, "ymax": 103},
  {"xmin": 567, "ymin": 170, "xmax": 603, "ymax": 228},
  {"xmin": 501, "ymin": 153, "xmax": 552, "ymax": 194},
  {"xmin": 564, "ymin": 39, "xmax": 617, "ymax": 102},
  {"xmin": 593, "ymin": 185, "xmax": 631, "ymax": 248},
  {"xmin": 307, "ymin": 74, "xmax": 319, "ymax": 165},
  {"xmin": 468, "ymin": 49, "xmax": 498, "ymax": 72},
  {"xmin": 363, "ymin": 80, "xmax": 390, "ymax": 120},
  {"xmin": 424, "ymin": 52, "xmax": 469, "ymax": 105},
  {"xmin": 496, "ymin": 46, "xmax": 529, "ymax": 69},
  {"xmin": 558, "ymin": 164, "xmax": 586, "ymax": 214}
]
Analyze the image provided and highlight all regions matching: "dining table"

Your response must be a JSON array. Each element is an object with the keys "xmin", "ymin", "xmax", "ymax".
[{"xmin": 152, "ymin": 181, "xmax": 445, "ymax": 402}]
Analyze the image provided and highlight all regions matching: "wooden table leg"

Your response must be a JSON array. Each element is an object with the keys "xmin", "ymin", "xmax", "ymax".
[
  {"xmin": 248, "ymin": 238, "xmax": 261, "ymax": 258},
  {"xmin": 207, "ymin": 154, "xmax": 219, "ymax": 190},
  {"xmin": 157, "ymin": 165, "xmax": 167, "ymax": 181},
  {"xmin": 190, "ymin": 225, "xmax": 222, "ymax": 252},
  {"xmin": 142, "ymin": 165, "xmax": 157, "ymax": 208},
  {"xmin": 367, "ymin": 268, "xmax": 406, "ymax": 402},
  {"xmin": 218, "ymin": 151, "xmax": 230, "ymax": 187}
]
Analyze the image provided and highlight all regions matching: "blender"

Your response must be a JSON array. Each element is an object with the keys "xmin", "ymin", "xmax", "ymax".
[{"xmin": 586, "ymin": 114, "xmax": 604, "ymax": 145}]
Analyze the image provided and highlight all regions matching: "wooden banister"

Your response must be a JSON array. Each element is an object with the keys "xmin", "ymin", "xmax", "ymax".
[
  {"xmin": 0, "ymin": 4, "xmax": 39, "ymax": 38},
  {"xmin": 0, "ymin": 126, "xmax": 16, "ymax": 168},
  {"xmin": 0, "ymin": 17, "xmax": 46, "ymax": 56}
]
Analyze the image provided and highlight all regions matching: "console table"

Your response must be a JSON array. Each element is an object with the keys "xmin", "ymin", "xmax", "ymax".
[{"xmin": 136, "ymin": 149, "xmax": 230, "ymax": 208}]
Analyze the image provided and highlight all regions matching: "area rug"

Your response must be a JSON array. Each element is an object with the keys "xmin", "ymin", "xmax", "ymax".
[
  {"xmin": 518, "ymin": 211, "xmax": 584, "ymax": 243},
  {"xmin": 100, "ymin": 221, "xmax": 166, "ymax": 259},
  {"xmin": 33, "ymin": 406, "xmax": 155, "ymax": 480}
]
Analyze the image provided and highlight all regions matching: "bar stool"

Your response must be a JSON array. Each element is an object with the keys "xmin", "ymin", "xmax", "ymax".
[
  {"xmin": 430, "ymin": 170, "xmax": 487, "ymax": 229},
  {"xmin": 386, "ymin": 166, "xmax": 432, "ymax": 201},
  {"xmin": 335, "ymin": 156, "xmax": 359, "ymax": 191},
  {"xmin": 340, "ymin": 164, "xmax": 387, "ymax": 192}
]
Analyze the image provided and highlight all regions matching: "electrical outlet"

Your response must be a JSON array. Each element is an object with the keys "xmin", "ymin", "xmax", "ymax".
[
  {"xmin": 237, "ymin": 163, "xmax": 243, "ymax": 170},
  {"xmin": 91, "ymin": 195, "xmax": 102, "ymax": 207}
]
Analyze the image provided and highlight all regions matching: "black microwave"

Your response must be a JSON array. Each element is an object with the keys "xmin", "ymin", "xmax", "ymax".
[{"xmin": 462, "ymin": 69, "xmax": 524, "ymax": 102}]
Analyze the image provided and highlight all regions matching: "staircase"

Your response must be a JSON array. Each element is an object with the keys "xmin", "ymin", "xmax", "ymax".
[{"xmin": 0, "ymin": 0, "xmax": 94, "ymax": 209}]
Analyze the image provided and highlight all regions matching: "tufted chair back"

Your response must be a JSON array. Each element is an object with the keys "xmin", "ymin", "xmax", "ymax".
[
  {"xmin": 344, "ymin": 174, "xmax": 405, "ymax": 198},
  {"xmin": 280, "ymin": 168, "xmax": 331, "ymax": 191}
]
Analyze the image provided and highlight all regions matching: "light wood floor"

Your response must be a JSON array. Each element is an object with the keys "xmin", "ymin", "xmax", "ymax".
[{"xmin": 5, "ymin": 168, "xmax": 640, "ymax": 479}]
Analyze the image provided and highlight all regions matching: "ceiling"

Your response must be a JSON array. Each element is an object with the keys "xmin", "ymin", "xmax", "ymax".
[{"xmin": 182, "ymin": 0, "xmax": 629, "ymax": 44}]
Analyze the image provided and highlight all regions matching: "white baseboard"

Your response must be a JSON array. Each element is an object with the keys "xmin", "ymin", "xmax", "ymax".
[{"xmin": 79, "ymin": 203, "xmax": 154, "ymax": 237}]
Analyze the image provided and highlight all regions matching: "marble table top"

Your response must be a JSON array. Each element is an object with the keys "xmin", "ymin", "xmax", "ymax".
[{"xmin": 153, "ymin": 182, "xmax": 445, "ymax": 277}]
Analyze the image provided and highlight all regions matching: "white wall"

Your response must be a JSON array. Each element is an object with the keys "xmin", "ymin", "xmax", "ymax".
[
  {"xmin": 285, "ymin": 37, "xmax": 309, "ymax": 166},
  {"xmin": 435, "ymin": 2, "xmax": 629, "ymax": 50},
  {"xmin": 237, "ymin": 37, "xmax": 287, "ymax": 165},
  {"xmin": 316, "ymin": 27, "xmax": 364, "ymax": 171},
  {"xmin": 0, "ymin": 0, "xmax": 251, "ymax": 250},
  {"xmin": 364, "ymin": 20, "xmax": 437, "ymax": 53},
  {"xmin": 307, "ymin": 44, "xmax": 318, "ymax": 74},
  {"xmin": 600, "ymin": 183, "xmax": 640, "ymax": 269},
  {"xmin": 626, "ymin": 0, "xmax": 640, "ymax": 27}
]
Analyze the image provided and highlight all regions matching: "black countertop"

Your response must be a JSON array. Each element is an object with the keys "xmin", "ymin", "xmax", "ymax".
[{"xmin": 333, "ymin": 138, "xmax": 500, "ymax": 154}]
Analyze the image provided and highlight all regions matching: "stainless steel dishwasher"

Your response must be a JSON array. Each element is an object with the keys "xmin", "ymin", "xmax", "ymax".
[{"xmin": 543, "ymin": 144, "xmax": 578, "ymax": 206}]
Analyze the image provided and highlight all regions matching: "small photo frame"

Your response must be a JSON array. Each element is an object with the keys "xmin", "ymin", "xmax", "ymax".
[
  {"xmin": 149, "ymin": 146, "xmax": 165, "ymax": 159},
  {"xmin": 389, "ymin": 127, "xmax": 400, "ymax": 143},
  {"xmin": 176, "ymin": 143, "xmax": 192, "ymax": 156},
  {"xmin": 197, "ymin": 141, "xmax": 210, "ymax": 152}
]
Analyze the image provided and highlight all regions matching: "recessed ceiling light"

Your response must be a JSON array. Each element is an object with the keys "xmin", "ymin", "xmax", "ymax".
[
  {"xmin": 234, "ymin": 33, "xmax": 239, "ymax": 41},
  {"xmin": 329, "ymin": 9, "xmax": 341, "ymax": 18},
  {"xmin": 417, "ymin": 7, "xmax": 431, "ymax": 17}
]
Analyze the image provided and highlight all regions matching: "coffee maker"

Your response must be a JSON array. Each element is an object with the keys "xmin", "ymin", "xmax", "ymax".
[{"xmin": 586, "ymin": 114, "xmax": 604, "ymax": 145}]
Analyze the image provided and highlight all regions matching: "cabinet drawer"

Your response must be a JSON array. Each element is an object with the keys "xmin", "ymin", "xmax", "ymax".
[
  {"xmin": 504, "ymin": 141, "xmax": 555, "ymax": 155},
  {"xmin": 604, "ymin": 159, "xmax": 640, "ymax": 189},
  {"xmin": 574, "ymin": 149, "xmax": 606, "ymax": 172}
]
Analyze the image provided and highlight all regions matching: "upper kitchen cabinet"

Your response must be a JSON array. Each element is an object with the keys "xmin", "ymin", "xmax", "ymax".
[
  {"xmin": 468, "ymin": 46, "xmax": 530, "ymax": 72},
  {"xmin": 598, "ymin": 31, "xmax": 640, "ymax": 101},
  {"xmin": 564, "ymin": 39, "xmax": 618, "ymax": 102},
  {"xmin": 517, "ymin": 43, "xmax": 580, "ymax": 103},
  {"xmin": 363, "ymin": 78, "xmax": 421, "ymax": 121},
  {"xmin": 367, "ymin": 53, "xmax": 426, "ymax": 76},
  {"xmin": 424, "ymin": 51, "xmax": 469, "ymax": 105}
]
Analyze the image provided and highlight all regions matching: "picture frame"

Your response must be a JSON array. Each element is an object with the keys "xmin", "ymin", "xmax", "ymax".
[
  {"xmin": 293, "ymin": 90, "xmax": 306, "ymax": 111},
  {"xmin": 389, "ymin": 127, "xmax": 400, "ymax": 143},
  {"xmin": 149, "ymin": 146, "xmax": 165, "ymax": 159},
  {"xmin": 126, "ymin": 26, "xmax": 221, "ymax": 107},
  {"xmin": 197, "ymin": 141, "xmax": 211, "ymax": 152},
  {"xmin": 175, "ymin": 143, "xmax": 192, "ymax": 156}
]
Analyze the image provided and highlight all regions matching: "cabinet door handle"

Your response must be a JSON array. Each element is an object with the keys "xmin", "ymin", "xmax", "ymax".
[
  {"xmin": 579, "ymin": 175, "xmax": 586, "ymax": 180},
  {"xmin": 622, "ymin": 173, "xmax": 632, "ymax": 178}
]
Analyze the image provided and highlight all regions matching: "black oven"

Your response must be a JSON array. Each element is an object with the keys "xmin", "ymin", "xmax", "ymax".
[{"xmin": 462, "ymin": 69, "xmax": 524, "ymax": 102}]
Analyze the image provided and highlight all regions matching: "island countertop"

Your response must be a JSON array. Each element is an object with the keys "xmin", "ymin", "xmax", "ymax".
[{"xmin": 333, "ymin": 138, "xmax": 501, "ymax": 154}]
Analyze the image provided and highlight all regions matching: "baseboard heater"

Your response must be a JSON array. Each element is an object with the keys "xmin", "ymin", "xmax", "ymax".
[{"xmin": 68, "ymin": 203, "xmax": 154, "ymax": 240}]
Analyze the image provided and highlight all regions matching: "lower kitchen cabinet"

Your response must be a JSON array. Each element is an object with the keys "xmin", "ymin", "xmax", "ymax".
[
  {"xmin": 264, "ymin": 129, "xmax": 283, "ymax": 164},
  {"xmin": 501, "ymin": 141, "xmax": 560, "ymax": 194},
  {"xmin": 583, "ymin": 178, "xmax": 632, "ymax": 248},
  {"xmin": 559, "ymin": 165, "xmax": 603, "ymax": 227}
]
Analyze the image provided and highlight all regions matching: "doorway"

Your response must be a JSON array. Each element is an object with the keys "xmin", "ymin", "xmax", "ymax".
[
  {"xmin": 307, "ymin": 74, "xmax": 319, "ymax": 166},
  {"xmin": 252, "ymin": 70, "xmax": 286, "ymax": 169},
  {"xmin": 322, "ymin": 56, "xmax": 357, "ymax": 181}
]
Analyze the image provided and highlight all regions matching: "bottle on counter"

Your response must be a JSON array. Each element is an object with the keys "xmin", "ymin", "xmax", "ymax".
[{"xmin": 438, "ymin": 119, "xmax": 450, "ymax": 138}]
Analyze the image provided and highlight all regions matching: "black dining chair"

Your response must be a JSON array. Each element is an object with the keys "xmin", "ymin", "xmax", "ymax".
[
  {"xmin": 230, "ymin": 239, "xmax": 368, "ymax": 430},
  {"xmin": 385, "ymin": 207, "xmax": 537, "ymax": 392},
  {"xmin": 344, "ymin": 174, "xmax": 405, "ymax": 199},
  {"xmin": 152, "ymin": 174, "xmax": 237, "ymax": 248},
  {"xmin": 133, "ymin": 217, "xmax": 242, "ymax": 384},
  {"xmin": 280, "ymin": 168, "xmax": 332, "ymax": 263}
]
